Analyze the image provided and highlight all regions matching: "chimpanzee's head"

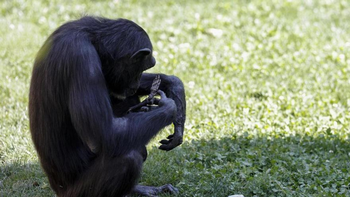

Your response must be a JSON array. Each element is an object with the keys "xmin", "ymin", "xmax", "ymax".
[
  {"xmin": 113, "ymin": 46, "xmax": 156, "ymax": 99},
  {"xmin": 97, "ymin": 18, "xmax": 156, "ymax": 100}
]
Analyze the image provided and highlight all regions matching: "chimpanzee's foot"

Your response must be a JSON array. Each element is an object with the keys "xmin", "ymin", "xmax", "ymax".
[{"xmin": 132, "ymin": 184, "xmax": 179, "ymax": 196}]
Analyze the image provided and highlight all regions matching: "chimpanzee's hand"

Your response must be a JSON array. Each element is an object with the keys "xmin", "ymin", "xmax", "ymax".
[
  {"xmin": 156, "ymin": 90, "xmax": 182, "ymax": 151},
  {"xmin": 156, "ymin": 91, "xmax": 183, "ymax": 151},
  {"xmin": 157, "ymin": 90, "xmax": 176, "ymax": 113},
  {"xmin": 159, "ymin": 131, "xmax": 183, "ymax": 151}
]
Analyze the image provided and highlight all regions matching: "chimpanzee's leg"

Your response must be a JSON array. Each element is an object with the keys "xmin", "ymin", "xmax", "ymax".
[
  {"xmin": 138, "ymin": 146, "xmax": 148, "ymax": 162},
  {"xmin": 64, "ymin": 151, "xmax": 143, "ymax": 197},
  {"xmin": 110, "ymin": 95, "xmax": 148, "ymax": 162}
]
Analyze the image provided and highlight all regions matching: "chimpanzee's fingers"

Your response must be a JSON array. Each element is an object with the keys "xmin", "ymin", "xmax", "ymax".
[
  {"xmin": 159, "ymin": 133, "xmax": 176, "ymax": 144},
  {"xmin": 159, "ymin": 144, "xmax": 173, "ymax": 151},
  {"xmin": 159, "ymin": 135, "xmax": 183, "ymax": 151},
  {"xmin": 159, "ymin": 139, "xmax": 172, "ymax": 144},
  {"xmin": 160, "ymin": 184, "xmax": 179, "ymax": 194},
  {"xmin": 157, "ymin": 90, "xmax": 167, "ymax": 98},
  {"xmin": 159, "ymin": 143, "xmax": 177, "ymax": 151},
  {"xmin": 159, "ymin": 141, "xmax": 178, "ymax": 151},
  {"xmin": 151, "ymin": 98, "xmax": 160, "ymax": 105}
]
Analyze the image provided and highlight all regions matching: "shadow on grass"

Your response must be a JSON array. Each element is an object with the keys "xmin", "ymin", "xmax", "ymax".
[
  {"xmin": 0, "ymin": 161, "xmax": 54, "ymax": 197},
  {"xmin": 1, "ymin": 134, "xmax": 350, "ymax": 197},
  {"xmin": 141, "ymin": 133, "xmax": 350, "ymax": 197}
]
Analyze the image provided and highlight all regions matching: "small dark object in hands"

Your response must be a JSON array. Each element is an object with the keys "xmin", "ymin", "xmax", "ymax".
[{"xmin": 128, "ymin": 75, "xmax": 161, "ymax": 113}]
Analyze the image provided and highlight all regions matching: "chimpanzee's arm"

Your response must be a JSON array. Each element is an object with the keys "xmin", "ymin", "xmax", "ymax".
[
  {"xmin": 66, "ymin": 37, "xmax": 177, "ymax": 156},
  {"xmin": 109, "ymin": 91, "xmax": 177, "ymax": 155},
  {"xmin": 137, "ymin": 73, "xmax": 186, "ymax": 151}
]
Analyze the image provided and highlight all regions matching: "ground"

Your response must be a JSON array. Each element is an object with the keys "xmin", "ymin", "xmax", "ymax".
[{"xmin": 0, "ymin": 0, "xmax": 350, "ymax": 196}]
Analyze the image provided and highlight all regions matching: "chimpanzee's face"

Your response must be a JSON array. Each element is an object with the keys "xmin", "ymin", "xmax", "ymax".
[
  {"xmin": 108, "ymin": 51, "xmax": 156, "ymax": 100},
  {"xmin": 124, "ymin": 53, "xmax": 156, "ymax": 96}
]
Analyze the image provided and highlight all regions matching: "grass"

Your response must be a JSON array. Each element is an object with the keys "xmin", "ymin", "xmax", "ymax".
[{"xmin": 1, "ymin": 0, "xmax": 350, "ymax": 196}]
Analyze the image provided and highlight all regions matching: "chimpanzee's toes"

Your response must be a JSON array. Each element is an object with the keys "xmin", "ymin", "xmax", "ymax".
[{"xmin": 160, "ymin": 184, "xmax": 179, "ymax": 194}]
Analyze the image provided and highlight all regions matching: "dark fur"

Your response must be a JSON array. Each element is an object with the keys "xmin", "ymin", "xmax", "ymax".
[{"xmin": 29, "ymin": 16, "xmax": 185, "ymax": 197}]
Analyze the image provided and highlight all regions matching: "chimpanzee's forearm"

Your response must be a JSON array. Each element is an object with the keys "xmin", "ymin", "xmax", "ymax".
[{"xmin": 138, "ymin": 73, "xmax": 186, "ymax": 150}]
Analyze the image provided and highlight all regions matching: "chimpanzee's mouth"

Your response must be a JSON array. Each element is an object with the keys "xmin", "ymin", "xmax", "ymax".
[
  {"xmin": 126, "ymin": 88, "xmax": 137, "ymax": 96},
  {"xmin": 110, "ymin": 92, "xmax": 126, "ymax": 100},
  {"xmin": 110, "ymin": 88, "xmax": 137, "ymax": 100}
]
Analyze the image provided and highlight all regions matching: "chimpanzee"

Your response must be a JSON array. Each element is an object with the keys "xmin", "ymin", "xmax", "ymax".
[{"xmin": 29, "ymin": 16, "xmax": 186, "ymax": 197}]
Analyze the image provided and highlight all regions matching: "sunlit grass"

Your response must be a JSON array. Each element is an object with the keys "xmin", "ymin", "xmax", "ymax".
[{"xmin": 1, "ymin": 0, "xmax": 350, "ymax": 196}]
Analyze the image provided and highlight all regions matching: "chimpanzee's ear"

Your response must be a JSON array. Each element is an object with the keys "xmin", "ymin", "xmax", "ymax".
[{"xmin": 131, "ymin": 48, "xmax": 151, "ymax": 62}]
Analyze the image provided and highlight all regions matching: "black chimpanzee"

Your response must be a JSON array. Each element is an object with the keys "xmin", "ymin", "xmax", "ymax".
[{"xmin": 29, "ymin": 16, "xmax": 186, "ymax": 197}]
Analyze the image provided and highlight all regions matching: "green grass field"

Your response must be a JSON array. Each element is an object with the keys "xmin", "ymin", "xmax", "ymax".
[{"xmin": 1, "ymin": 0, "xmax": 350, "ymax": 196}]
